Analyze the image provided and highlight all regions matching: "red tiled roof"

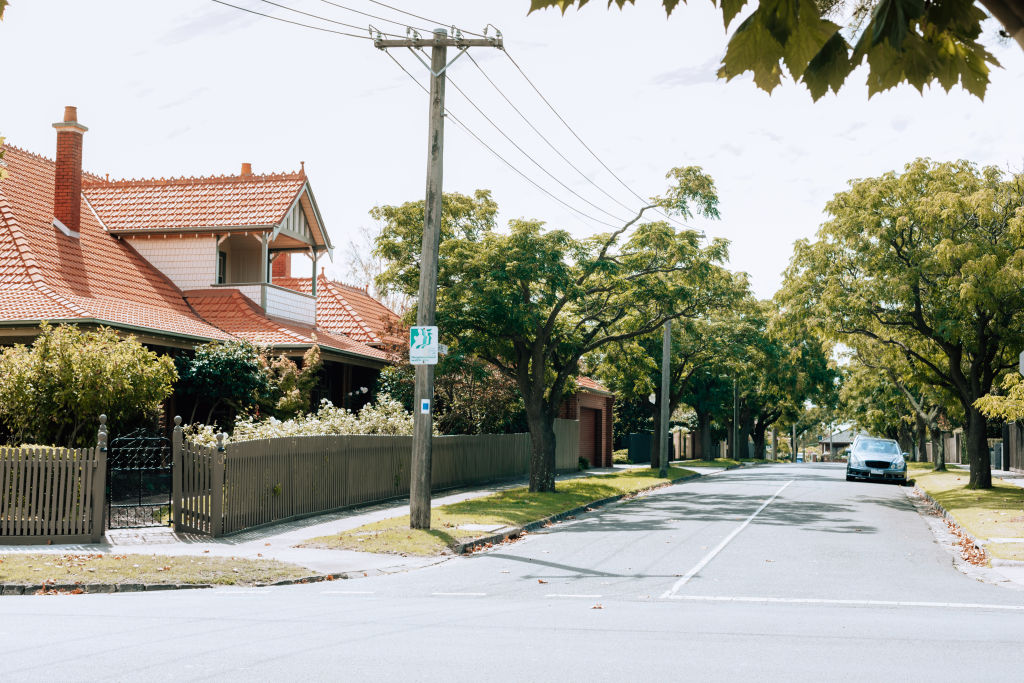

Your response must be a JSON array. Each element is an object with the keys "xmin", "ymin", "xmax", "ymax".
[
  {"xmin": 183, "ymin": 289, "xmax": 390, "ymax": 362},
  {"xmin": 274, "ymin": 274, "xmax": 404, "ymax": 346},
  {"xmin": 0, "ymin": 145, "xmax": 231, "ymax": 340},
  {"xmin": 83, "ymin": 171, "xmax": 306, "ymax": 231},
  {"xmin": 577, "ymin": 376, "xmax": 613, "ymax": 395}
]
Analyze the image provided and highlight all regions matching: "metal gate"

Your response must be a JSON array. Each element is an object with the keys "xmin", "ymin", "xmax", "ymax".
[{"xmin": 107, "ymin": 429, "xmax": 173, "ymax": 529}]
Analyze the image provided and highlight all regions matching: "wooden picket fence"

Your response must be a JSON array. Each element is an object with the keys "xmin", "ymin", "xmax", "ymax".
[
  {"xmin": 173, "ymin": 418, "xmax": 581, "ymax": 537},
  {"xmin": 0, "ymin": 444, "xmax": 107, "ymax": 544}
]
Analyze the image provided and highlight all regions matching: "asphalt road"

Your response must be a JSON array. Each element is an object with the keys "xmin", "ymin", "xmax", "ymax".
[{"xmin": 3, "ymin": 463, "xmax": 1024, "ymax": 682}]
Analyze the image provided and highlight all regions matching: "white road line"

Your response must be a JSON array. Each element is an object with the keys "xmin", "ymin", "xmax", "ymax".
[
  {"xmin": 661, "ymin": 479, "xmax": 793, "ymax": 599},
  {"xmin": 432, "ymin": 592, "xmax": 486, "ymax": 596},
  {"xmin": 545, "ymin": 594, "xmax": 603, "ymax": 598},
  {"xmin": 666, "ymin": 595, "xmax": 1024, "ymax": 611}
]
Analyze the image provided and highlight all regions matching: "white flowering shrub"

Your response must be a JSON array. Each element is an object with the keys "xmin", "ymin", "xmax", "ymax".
[{"xmin": 183, "ymin": 394, "xmax": 424, "ymax": 444}]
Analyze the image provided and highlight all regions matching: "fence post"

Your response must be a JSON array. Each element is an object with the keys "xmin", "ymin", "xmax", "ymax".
[
  {"xmin": 171, "ymin": 416, "xmax": 183, "ymax": 532},
  {"xmin": 91, "ymin": 415, "xmax": 108, "ymax": 543},
  {"xmin": 210, "ymin": 432, "xmax": 226, "ymax": 537}
]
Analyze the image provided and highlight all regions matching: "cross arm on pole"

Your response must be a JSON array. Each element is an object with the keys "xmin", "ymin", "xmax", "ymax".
[{"xmin": 373, "ymin": 37, "xmax": 503, "ymax": 49}]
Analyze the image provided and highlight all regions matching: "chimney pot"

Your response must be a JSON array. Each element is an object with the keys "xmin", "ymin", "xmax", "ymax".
[
  {"xmin": 63, "ymin": 106, "xmax": 78, "ymax": 123},
  {"xmin": 241, "ymin": 162, "xmax": 252, "ymax": 176}
]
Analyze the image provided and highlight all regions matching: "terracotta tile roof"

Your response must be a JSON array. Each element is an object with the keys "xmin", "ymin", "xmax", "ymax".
[
  {"xmin": 0, "ymin": 145, "xmax": 231, "ymax": 340},
  {"xmin": 183, "ymin": 288, "xmax": 390, "ymax": 362},
  {"xmin": 273, "ymin": 274, "xmax": 404, "ymax": 346},
  {"xmin": 576, "ymin": 376, "xmax": 613, "ymax": 395},
  {"xmin": 83, "ymin": 171, "xmax": 306, "ymax": 231}
]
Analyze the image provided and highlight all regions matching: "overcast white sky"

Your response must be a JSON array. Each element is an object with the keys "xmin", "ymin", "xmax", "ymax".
[{"xmin": 2, "ymin": 1, "xmax": 1023, "ymax": 299}]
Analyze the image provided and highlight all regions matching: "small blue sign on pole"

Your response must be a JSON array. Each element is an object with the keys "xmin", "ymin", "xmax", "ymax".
[{"xmin": 420, "ymin": 399, "xmax": 431, "ymax": 414}]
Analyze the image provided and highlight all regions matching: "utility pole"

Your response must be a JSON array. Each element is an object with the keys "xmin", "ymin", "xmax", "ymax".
[
  {"xmin": 374, "ymin": 28, "xmax": 503, "ymax": 530},
  {"xmin": 659, "ymin": 321, "xmax": 670, "ymax": 478}
]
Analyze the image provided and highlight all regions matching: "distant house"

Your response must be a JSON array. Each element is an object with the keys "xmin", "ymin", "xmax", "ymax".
[
  {"xmin": 818, "ymin": 428, "xmax": 865, "ymax": 457},
  {"xmin": 0, "ymin": 107, "xmax": 391, "ymax": 413}
]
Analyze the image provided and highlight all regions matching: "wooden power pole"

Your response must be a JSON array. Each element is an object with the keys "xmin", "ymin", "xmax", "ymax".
[
  {"xmin": 374, "ymin": 28, "xmax": 503, "ymax": 530},
  {"xmin": 659, "ymin": 320, "xmax": 671, "ymax": 478}
]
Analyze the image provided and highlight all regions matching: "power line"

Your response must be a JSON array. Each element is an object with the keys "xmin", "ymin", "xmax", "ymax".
[
  {"xmin": 254, "ymin": 0, "xmax": 403, "ymax": 36},
  {"xmin": 316, "ymin": 0, "xmax": 432, "ymax": 33},
  {"xmin": 438, "ymin": 56, "xmax": 630, "ymax": 224},
  {"xmin": 465, "ymin": 50, "xmax": 643, "ymax": 220},
  {"xmin": 365, "ymin": 1, "xmax": 487, "ymax": 37},
  {"xmin": 381, "ymin": 50, "xmax": 621, "ymax": 229},
  {"xmin": 502, "ymin": 48, "xmax": 699, "ymax": 232},
  {"xmin": 210, "ymin": 0, "xmax": 373, "ymax": 39}
]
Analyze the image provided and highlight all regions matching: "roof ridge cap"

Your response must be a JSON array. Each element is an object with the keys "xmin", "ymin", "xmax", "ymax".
[
  {"xmin": 84, "ymin": 170, "xmax": 306, "ymax": 189},
  {"xmin": 0, "ymin": 195, "xmax": 52, "ymax": 290},
  {"xmin": 2, "ymin": 143, "xmax": 106, "ymax": 181}
]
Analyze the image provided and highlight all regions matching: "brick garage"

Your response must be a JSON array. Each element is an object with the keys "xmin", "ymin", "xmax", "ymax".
[{"xmin": 559, "ymin": 378, "xmax": 614, "ymax": 468}]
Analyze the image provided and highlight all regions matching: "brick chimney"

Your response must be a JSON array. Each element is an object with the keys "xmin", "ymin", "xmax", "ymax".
[
  {"xmin": 272, "ymin": 254, "xmax": 291, "ymax": 279},
  {"xmin": 241, "ymin": 162, "xmax": 252, "ymax": 176},
  {"xmin": 52, "ymin": 106, "xmax": 88, "ymax": 236}
]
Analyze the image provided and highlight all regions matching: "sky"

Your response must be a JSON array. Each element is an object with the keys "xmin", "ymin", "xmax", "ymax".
[{"xmin": 2, "ymin": 0, "xmax": 1023, "ymax": 300}]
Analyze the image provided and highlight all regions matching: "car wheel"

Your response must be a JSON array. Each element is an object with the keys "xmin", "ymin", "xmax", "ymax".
[{"xmin": 845, "ymin": 474, "xmax": 854, "ymax": 482}]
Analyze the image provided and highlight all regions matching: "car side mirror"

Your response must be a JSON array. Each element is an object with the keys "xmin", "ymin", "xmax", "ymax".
[{"xmin": 902, "ymin": 452, "xmax": 909, "ymax": 459}]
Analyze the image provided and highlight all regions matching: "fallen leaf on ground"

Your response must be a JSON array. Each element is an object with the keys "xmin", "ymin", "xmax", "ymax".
[
  {"xmin": 537, "ymin": 579, "xmax": 547, "ymax": 584},
  {"xmin": 592, "ymin": 604, "xmax": 603, "ymax": 610}
]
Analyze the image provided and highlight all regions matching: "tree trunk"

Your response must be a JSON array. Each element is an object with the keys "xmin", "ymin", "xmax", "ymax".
[
  {"xmin": 526, "ymin": 402, "xmax": 557, "ymax": 492},
  {"xmin": 752, "ymin": 423, "xmax": 768, "ymax": 460},
  {"xmin": 914, "ymin": 414, "xmax": 927, "ymax": 463},
  {"xmin": 897, "ymin": 423, "xmax": 913, "ymax": 458},
  {"xmin": 928, "ymin": 425, "xmax": 946, "ymax": 472},
  {"xmin": 697, "ymin": 409, "xmax": 712, "ymax": 461},
  {"xmin": 966, "ymin": 406, "xmax": 992, "ymax": 489},
  {"xmin": 771, "ymin": 429, "xmax": 778, "ymax": 461},
  {"xmin": 737, "ymin": 414, "xmax": 753, "ymax": 461}
]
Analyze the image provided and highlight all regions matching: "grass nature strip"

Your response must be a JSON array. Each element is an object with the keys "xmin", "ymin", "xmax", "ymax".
[
  {"xmin": 910, "ymin": 463, "xmax": 1024, "ymax": 562},
  {"xmin": 302, "ymin": 466, "xmax": 696, "ymax": 557},
  {"xmin": 678, "ymin": 458, "xmax": 741, "ymax": 468},
  {"xmin": 0, "ymin": 553, "xmax": 314, "ymax": 587}
]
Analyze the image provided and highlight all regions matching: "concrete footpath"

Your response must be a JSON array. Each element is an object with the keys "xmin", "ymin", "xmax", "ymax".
[{"xmin": 0, "ymin": 463, "xmax": 728, "ymax": 577}]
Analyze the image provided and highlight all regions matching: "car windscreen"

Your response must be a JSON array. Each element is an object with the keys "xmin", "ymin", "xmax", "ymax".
[{"xmin": 853, "ymin": 439, "xmax": 901, "ymax": 456}]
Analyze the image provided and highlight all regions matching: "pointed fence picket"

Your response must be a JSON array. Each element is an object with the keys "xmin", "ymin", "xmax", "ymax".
[
  {"xmin": 0, "ymin": 445, "xmax": 107, "ymax": 544},
  {"xmin": 171, "ymin": 418, "xmax": 580, "ymax": 537}
]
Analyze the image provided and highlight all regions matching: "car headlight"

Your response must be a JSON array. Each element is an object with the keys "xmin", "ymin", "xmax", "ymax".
[
  {"xmin": 849, "ymin": 456, "xmax": 864, "ymax": 468},
  {"xmin": 890, "ymin": 459, "xmax": 905, "ymax": 470}
]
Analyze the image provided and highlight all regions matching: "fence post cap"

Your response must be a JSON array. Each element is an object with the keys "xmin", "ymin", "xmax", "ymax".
[
  {"xmin": 174, "ymin": 415, "xmax": 182, "ymax": 427},
  {"xmin": 99, "ymin": 414, "xmax": 107, "ymax": 426},
  {"xmin": 217, "ymin": 432, "xmax": 226, "ymax": 451}
]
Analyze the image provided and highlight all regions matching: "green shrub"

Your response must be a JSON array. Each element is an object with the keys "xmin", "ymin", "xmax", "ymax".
[{"xmin": 0, "ymin": 323, "xmax": 176, "ymax": 446}]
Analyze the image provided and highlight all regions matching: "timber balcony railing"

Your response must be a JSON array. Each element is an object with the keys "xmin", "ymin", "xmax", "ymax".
[{"xmin": 211, "ymin": 282, "xmax": 316, "ymax": 326}]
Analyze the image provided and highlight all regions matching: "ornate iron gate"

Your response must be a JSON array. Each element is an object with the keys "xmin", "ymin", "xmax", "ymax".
[{"xmin": 107, "ymin": 429, "xmax": 173, "ymax": 529}]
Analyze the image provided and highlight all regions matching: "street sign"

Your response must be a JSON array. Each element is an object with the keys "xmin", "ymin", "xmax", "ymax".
[
  {"xmin": 409, "ymin": 326, "xmax": 439, "ymax": 365},
  {"xmin": 420, "ymin": 399, "xmax": 431, "ymax": 414},
  {"xmin": 1020, "ymin": 350, "xmax": 1024, "ymax": 376}
]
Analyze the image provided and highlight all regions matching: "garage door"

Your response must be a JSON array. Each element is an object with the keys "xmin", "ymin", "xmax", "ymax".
[{"xmin": 579, "ymin": 407, "xmax": 600, "ymax": 467}]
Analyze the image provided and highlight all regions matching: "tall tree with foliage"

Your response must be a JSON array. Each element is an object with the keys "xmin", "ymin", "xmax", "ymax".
[
  {"xmin": 0, "ymin": 324, "xmax": 177, "ymax": 446},
  {"xmin": 596, "ymin": 282, "xmax": 749, "ymax": 467},
  {"xmin": 375, "ymin": 169, "xmax": 733, "ymax": 491},
  {"xmin": 529, "ymin": 0, "xmax": 1014, "ymax": 99},
  {"xmin": 781, "ymin": 158, "xmax": 1024, "ymax": 488}
]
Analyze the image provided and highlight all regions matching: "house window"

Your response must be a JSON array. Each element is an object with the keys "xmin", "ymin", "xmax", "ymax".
[{"xmin": 217, "ymin": 251, "xmax": 227, "ymax": 284}]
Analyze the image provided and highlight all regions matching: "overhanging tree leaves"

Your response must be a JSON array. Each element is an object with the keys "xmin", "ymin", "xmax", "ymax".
[
  {"xmin": 528, "ymin": 0, "xmax": 1015, "ymax": 99},
  {"xmin": 375, "ymin": 168, "xmax": 735, "ymax": 491},
  {"xmin": 780, "ymin": 158, "xmax": 1024, "ymax": 489}
]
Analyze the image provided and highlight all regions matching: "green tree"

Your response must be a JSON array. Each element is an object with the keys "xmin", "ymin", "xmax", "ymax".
[
  {"xmin": 375, "ymin": 349, "xmax": 528, "ymax": 435},
  {"xmin": 0, "ymin": 324, "xmax": 177, "ymax": 446},
  {"xmin": 375, "ymin": 168, "xmax": 733, "ymax": 491},
  {"xmin": 781, "ymin": 158, "xmax": 1024, "ymax": 488},
  {"xmin": 528, "ymin": 0, "xmax": 1015, "ymax": 99},
  {"xmin": 596, "ymin": 284, "xmax": 748, "ymax": 467}
]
